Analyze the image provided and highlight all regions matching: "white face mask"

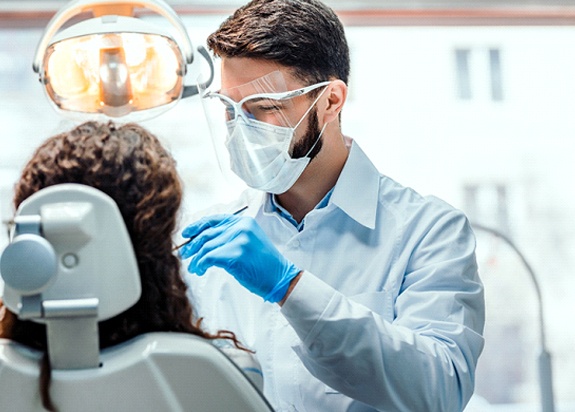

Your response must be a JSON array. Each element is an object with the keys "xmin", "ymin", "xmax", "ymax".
[{"xmin": 224, "ymin": 88, "xmax": 328, "ymax": 194}]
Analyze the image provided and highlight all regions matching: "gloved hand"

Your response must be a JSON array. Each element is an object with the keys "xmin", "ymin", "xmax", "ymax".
[{"xmin": 180, "ymin": 213, "xmax": 301, "ymax": 303}]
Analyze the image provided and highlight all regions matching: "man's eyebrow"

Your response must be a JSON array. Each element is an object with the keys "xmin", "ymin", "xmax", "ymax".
[
  {"xmin": 243, "ymin": 96, "xmax": 287, "ymax": 105},
  {"xmin": 245, "ymin": 97, "xmax": 269, "ymax": 103}
]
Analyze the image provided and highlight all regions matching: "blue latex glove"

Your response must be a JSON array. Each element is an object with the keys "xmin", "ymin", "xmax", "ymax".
[{"xmin": 180, "ymin": 213, "xmax": 301, "ymax": 303}]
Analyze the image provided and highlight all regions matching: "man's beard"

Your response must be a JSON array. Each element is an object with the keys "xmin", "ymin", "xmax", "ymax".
[{"xmin": 290, "ymin": 108, "xmax": 322, "ymax": 160}]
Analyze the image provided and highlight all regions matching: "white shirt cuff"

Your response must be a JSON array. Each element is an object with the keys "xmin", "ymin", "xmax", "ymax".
[{"xmin": 280, "ymin": 270, "xmax": 338, "ymax": 342}]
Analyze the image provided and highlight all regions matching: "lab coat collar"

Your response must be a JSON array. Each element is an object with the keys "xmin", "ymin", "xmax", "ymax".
[
  {"xmin": 330, "ymin": 140, "xmax": 379, "ymax": 230},
  {"xmin": 259, "ymin": 140, "xmax": 379, "ymax": 230}
]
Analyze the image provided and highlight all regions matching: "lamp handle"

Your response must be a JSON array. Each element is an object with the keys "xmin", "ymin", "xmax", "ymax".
[{"xmin": 182, "ymin": 45, "xmax": 215, "ymax": 99}]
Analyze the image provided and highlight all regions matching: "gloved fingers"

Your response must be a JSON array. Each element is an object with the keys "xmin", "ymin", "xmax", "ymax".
[
  {"xmin": 187, "ymin": 239, "xmax": 245, "ymax": 276},
  {"xmin": 179, "ymin": 213, "xmax": 244, "ymax": 259},
  {"xmin": 181, "ymin": 213, "xmax": 239, "ymax": 239},
  {"xmin": 186, "ymin": 218, "xmax": 263, "ymax": 277},
  {"xmin": 182, "ymin": 214, "xmax": 268, "ymax": 259},
  {"xmin": 188, "ymin": 221, "xmax": 277, "ymax": 279},
  {"xmin": 179, "ymin": 217, "xmax": 239, "ymax": 259}
]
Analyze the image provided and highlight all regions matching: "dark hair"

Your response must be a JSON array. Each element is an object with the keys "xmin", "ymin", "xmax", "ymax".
[
  {"xmin": 0, "ymin": 121, "xmax": 243, "ymax": 411},
  {"xmin": 207, "ymin": 0, "xmax": 350, "ymax": 86}
]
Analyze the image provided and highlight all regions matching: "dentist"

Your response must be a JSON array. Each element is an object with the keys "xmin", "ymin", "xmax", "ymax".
[{"xmin": 180, "ymin": 1, "xmax": 485, "ymax": 411}]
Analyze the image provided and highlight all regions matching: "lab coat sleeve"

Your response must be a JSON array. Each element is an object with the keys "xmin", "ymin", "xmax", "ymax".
[{"xmin": 281, "ymin": 210, "xmax": 485, "ymax": 412}]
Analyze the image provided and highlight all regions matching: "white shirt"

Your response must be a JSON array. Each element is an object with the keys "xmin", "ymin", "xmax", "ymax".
[{"xmin": 185, "ymin": 140, "xmax": 485, "ymax": 412}]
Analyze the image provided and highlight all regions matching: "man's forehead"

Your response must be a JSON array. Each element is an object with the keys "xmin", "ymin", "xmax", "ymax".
[
  {"xmin": 219, "ymin": 58, "xmax": 300, "ymax": 99},
  {"xmin": 220, "ymin": 71, "xmax": 284, "ymax": 101}
]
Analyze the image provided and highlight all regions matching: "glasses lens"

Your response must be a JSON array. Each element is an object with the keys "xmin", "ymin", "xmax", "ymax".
[
  {"xmin": 240, "ymin": 97, "xmax": 291, "ymax": 124},
  {"xmin": 209, "ymin": 94, "xmax": 262, "ymax": 122},
  {"xmin": 218, "ymin": 71, "xmax": 296, "ymax": 128},
  {"xmin": 43, "ymin": 32, "xmax": 184, "ymax": 116}
]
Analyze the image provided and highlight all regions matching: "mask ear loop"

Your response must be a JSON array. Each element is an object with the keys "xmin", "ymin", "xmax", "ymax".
[
  {"xmin": 302, "ymin": 120, "xmax": 329, "ymax": 159},
  {"xmin": 292, "ymin": 84, "xmax": 331, "ymax": 131},
  {"xmin": 291, "ymin": 84, "xmax": 331, "ymax": 158}
]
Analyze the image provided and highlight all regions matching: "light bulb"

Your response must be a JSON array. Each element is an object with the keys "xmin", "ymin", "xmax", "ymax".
[{"xmin": 99, "ymin": 46, "xmax": 133, "ymax": 114}]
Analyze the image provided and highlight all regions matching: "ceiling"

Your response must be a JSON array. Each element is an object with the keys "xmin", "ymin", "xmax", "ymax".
[
  {"xmin": 2, "ymin": 0, "xmax": 575, "ymax": 27},
  {"xmin": 2, "ymin": 0, "xmax": 575, "ymax": 9}
]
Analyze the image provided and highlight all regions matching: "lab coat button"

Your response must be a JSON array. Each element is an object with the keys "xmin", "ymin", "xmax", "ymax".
[{"xmin": 291, "ymin": 240, "xmax": 301, "ymax": 248}]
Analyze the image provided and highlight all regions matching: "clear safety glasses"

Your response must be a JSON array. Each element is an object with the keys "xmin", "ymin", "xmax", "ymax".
[
  {"xmin": 198, "ymin": 70, "xmax": 330, "ymax": 187},
  {"xmin": 42, "ymin": 32, "xmax": 185, "ymax": 118},
  {"xmin": 203, "ymin": 80, "xmax": 331, "ymax": 128}
]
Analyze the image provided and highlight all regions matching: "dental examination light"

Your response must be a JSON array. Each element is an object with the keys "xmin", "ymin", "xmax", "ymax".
[
  {"xmin": 472, "ymin": 223, "xmax": 555, "ymax": 412},
  {"xmin": 32, "ymin": 0, "xmax": 214, "ymax": 121}
]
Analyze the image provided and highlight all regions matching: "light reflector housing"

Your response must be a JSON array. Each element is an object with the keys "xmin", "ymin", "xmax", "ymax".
[
  {"xmin": 43, "ymin": 23, "xmax": 184, "ymax": 118},
  {"xmin": 32, "ymin": 0, "xmax": 214, "ymax": 121}
]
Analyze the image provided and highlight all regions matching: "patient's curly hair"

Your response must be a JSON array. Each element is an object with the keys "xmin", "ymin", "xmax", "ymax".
[{"xmin": 0, "ymin": 121, "xmax": 242, "ymax": 411}]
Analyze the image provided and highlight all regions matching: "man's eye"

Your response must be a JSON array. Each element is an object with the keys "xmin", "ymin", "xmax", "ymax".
[{"xmin": 259, "ymin": 105, "xmax": 282, "ymax": 112}]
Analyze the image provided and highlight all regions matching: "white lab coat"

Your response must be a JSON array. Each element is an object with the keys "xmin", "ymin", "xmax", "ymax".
[{"xmin": 184, "ymin": 140, "xmax": 485, "ymax": 411}]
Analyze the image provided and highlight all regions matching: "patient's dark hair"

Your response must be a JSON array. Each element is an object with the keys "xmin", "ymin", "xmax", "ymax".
[{"xmin": 0, "ymin": 121, "xmax": 242, "ymax": 411}]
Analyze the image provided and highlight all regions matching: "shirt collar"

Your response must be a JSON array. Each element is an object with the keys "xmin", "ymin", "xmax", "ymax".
[
  {"xmin": 263, "ymin": 140, "xmax": 379, "ymax": 230},
  {"xmin": 330, "ymin": 140, "xmax": 379, "ymax": 229},
  {"xmin": 266, "ymin": 188, "xmax": 334, "ymax": 231}
]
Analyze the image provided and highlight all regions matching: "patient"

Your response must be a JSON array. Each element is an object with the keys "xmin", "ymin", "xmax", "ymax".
[{"xmin": 0, "ymin": 121, "xmax": 244, "ymax": 411}]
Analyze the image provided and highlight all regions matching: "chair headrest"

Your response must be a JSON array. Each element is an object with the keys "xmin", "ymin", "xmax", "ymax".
[{"xmin": 1, "ymin": 183, "xmax": 141, "ymax": 323}]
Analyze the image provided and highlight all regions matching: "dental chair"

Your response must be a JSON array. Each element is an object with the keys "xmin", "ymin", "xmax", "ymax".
[{"xmin": 0, "ymin": 184, "xmax": 273, "ymax": 412}]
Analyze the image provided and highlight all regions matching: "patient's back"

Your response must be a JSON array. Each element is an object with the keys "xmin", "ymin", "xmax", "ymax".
[{"xmin": 0, "ymin": 332, "xmax": 272, "ymax": 412}]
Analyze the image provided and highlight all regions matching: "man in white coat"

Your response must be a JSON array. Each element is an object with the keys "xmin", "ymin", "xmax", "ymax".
[{"xmin": 180, "ymin": 1, "xmax": 485, "ymax": 410}]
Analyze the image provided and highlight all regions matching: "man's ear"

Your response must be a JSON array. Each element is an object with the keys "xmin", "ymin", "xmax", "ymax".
[{"xmin": 321, "ymin": 79, "xmax": 347, "ymax": 124}]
